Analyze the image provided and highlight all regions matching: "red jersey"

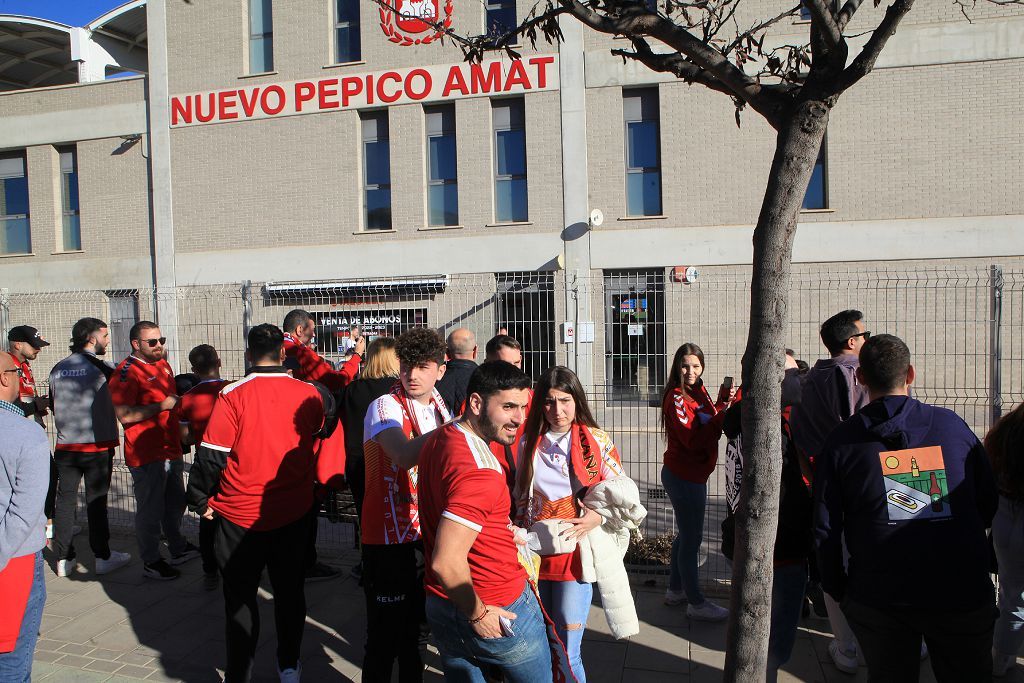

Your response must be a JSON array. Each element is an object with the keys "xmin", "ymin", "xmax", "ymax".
[
  {"xmin": 361, "ymin": 387, "xmax": 449, "ymax": 545},
  {"xmin": 282, "ymin": 334, "xmax": 360, "ymax": 393},
  {"xmin": 179, "ymin": 379, "xmax": 231, "ymax": 443},
  {"xmin": 662, "ymin": 383, "xmax": 729, "ymax": 484},
  {"xmin": 109, "ymin": 356, "xmax": 180, "ymax": 467},
  {"xmin": 200, "ymin": 370, "xmax": 326, "ymax": 531},
  {"xmin": 419, "ymin": 421, "xmax": 526, "ymax": 607},
  {"xmin": 16, "ymin": 359, "xmax": 34, "ymax": 403}
]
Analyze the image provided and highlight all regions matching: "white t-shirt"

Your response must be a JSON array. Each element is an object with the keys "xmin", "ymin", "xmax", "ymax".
[
  {"xmin": 364, "ymin": 393, "xmax": 443, "ymax": 444},
  {"xmin": 533, "ymin": 430, "xmax": 574, "ymax": 505}
]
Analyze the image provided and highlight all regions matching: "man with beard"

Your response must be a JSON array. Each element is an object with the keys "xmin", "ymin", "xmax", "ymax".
[
  {"xmin": 48, "ymin": 318, "xmax": 131, "ymax": 577},
  {"xmin": 110, "ymin": 321, "xmax": 199, "ymax": 580},
  {"xmin": 418, "ymin": 361, "xmax": 552, "ymax": 681}
]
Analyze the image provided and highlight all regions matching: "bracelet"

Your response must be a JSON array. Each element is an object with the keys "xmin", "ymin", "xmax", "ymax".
[{"xmin": 468, "ymin": 607, "xmax": 489, "ymax": 625}]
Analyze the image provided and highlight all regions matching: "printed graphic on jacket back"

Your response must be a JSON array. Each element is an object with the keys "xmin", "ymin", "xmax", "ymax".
[{"xmin": 878, "ymin": 446, "xmax": 950, "ymax": 521}]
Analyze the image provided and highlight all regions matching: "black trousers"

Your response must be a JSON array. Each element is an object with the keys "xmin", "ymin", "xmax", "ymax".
[
  {"xmin": 362, "ymin": 542, "xmax": 428, "ymax": 683},
  {"xmin": 45, "ymin": 457, "xmax": 58, "ymax": 520},
  {"xmin": 52, "ymin": 449, "xmax": 114, "ymax": 561},
  {"xmin": 215, "ymin": 512, "xmax": 311, "ymax": 682},
  {"xmin": 199, "ymin": 516, "xmax": 217, "ymax": 574},
  {"xmin": 843, "ymin": 596, "xmax": 997, "ymax": 683}
]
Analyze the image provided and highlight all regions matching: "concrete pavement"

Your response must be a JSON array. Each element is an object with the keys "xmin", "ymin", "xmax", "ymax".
[{"xmin": 28, "ymin": 532, "xmax": 1007, "ymax": 682}]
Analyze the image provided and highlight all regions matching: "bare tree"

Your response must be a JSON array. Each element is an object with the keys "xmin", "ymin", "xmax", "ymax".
[{"xmin": 368, "ymin": 0, "xmax": 1019, "ymax": 678}]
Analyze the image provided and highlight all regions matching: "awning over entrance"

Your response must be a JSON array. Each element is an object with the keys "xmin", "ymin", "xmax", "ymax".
[{"xmin": 265, "ymin": 276, "xmax": 449, "ymax": 299}]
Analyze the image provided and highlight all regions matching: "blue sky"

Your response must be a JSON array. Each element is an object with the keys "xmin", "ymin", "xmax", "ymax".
[{"xmin": 0, "ymin": 0, "xmax": 124, "ymax": 25}]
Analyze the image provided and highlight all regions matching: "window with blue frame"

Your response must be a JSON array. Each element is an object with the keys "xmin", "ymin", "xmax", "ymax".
[
  {"xmin": 335, "ymin": 0, "xmax": 361, "ymax": 64},
  {"xmin": 249, "ymin": 0, "xmax": 274, "ymax": 73},
  {"xmin": 426, "ymin": 105, "xmax": 459, "ymax": 227},
  {"xmin": 623, "ymin": 88, "xmax": 662, "ymax": 217},
  {"xmin": 59, "ymin": 147, "xmax": 81, "ymax": 251},
  {"xmin": 485, "ymin": 0, "xmax": 517, "ymax": 35},
  {"xmin": 0, "ymin": 153, "xmax": 30, "ymax": 255},
  {"xmin": 492, "ymin": 98, "xmax": 528, "ymax": 223},
  {"xmin": 361, "ymin": 112, "xmax": 392, "ymax": 231},
  {"xmin": 803, "ymin": 136, "xmax": 828, "ymax": 210}
]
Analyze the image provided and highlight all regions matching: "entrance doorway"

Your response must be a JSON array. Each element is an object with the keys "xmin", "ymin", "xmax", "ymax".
[
  {"xmin": 496, "ymin": 272, "xmax": 556, "ymax": 381},
  {"xmin": 603, "ymin": 269, "xmax": 666, "ymax": 402}
]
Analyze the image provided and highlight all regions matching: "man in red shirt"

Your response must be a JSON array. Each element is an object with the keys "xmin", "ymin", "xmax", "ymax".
[
  {"xmin": 282, "ymin": 308, "xmax": 364, "ymax": 581},
  {"xmin": 418, "ymin": 361, "xmax": 552, "ymax": 681},
  {"xmin": 109, "ymin": 322, "xmax": 199, "ymax": 581},
  {"xmin": 186, "ymin": 324, "xmax": 333, "ymax": 683},
  {"xmin": 178, "ymin": 344, "xmax": 230, "ymax": 590}
]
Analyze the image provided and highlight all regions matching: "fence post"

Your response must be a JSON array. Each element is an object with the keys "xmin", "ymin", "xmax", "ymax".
[
  {"xmin": 241, "ymin": 280, "xmax": 253, "ymax": 344},
  {"xmin": 990, "ymin": 265, "xmax": 1004, "ymax": 428},
  {"xmin": 0, "ymin": 288, "xmax": 9, "ymax": 340}
]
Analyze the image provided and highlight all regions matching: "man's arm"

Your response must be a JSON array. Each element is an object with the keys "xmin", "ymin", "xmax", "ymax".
[
  {"xmin": 431, "ymin": 517, "xmax": 516, "ymax": 639},
  {"xmin": 970, "ymin": 438, "xmax": 998, "ymax": 527},
  {"xmin": 0, "ymin": 427, "xmax": 50, "ymax": 571},
  {"xmin": 812, "ymin": 445, "xmax": 847, "ymax": 601},
  {"xmin": 115, "ymin": 394, "xmax": 178, "ymax": 426},
  {"xmin": 376, "ymin": 427, "xmax": 435, "ymax": 470},
  {"xmin": 186, "ymin": 397, "xmax": 238, "ymax": 516}
]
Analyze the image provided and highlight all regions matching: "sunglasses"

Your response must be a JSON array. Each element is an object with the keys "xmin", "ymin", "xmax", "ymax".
[
  {"xmin": 2, "ymin": 367, "xmax": 23, "ymax": 377},
  {"xmin": 849, "ymin": 331, "xmax": 871, "ymax": 341},
  {"xmin": 141, "ymin": 337, "xmax": 167, "ymax": 347}
]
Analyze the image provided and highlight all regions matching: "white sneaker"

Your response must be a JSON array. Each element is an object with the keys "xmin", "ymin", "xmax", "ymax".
[
  {"xmin": 664, "ymin": 589, "xmax": 687, "ymax": 606},
  {"xmin": 686, "ymin": 600, "xmax": 728, "ymax": 622},
  {"xmin": 828, "ymin": 640, "xmax": 859, "ymax": 674},
  {"xmin": 96, "ymin": 550, "xmax": 131, "ymax": 575},
  {"xmin": 278, "ymin": 663, "xmax": 301, "ymax": 682},
  {"xmin": 56, "ymin": 558, "xmax": 77, "ymax": 577}
]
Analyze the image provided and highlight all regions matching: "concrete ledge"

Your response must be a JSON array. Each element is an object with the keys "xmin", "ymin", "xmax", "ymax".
[{"xmin": 0, "ymin": 102, "xmax": 147, "ymax": 148}]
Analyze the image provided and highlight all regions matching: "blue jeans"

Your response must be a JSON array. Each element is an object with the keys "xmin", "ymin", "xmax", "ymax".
[
  {"xmin": 767, "ymin": 562, "xmax": 809, "ymax": 682},
  {"xmin": 0, "ymin": 552, "xmax": 46, "ymax": 683},
  {"xmin": 539, "ymin": 579, "xmax": 592, "ymax": 682},
  {"xmin": 661, "ymin": 466, "xmax": 707, "ymax": 604},
  {"xmin": 425, "ymin": 583, "xmax": 552, "ymax": 683},
  {"xmin": 129, "ymin": 459, "xmax": 187, "ymax": 564}
]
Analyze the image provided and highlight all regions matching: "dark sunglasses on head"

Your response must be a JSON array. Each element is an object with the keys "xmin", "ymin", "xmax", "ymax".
[
  {"xmin": 142, "ymin": 337, "xmax": 167, "ymax": 347},
  {"xmin": 849, "ymin": 331, "xmax": 871, "ymax": 341}
]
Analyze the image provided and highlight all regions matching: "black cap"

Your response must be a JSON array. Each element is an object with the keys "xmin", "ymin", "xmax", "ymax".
[{"xmin": 8, "ymin": 325, "xmax": 50, "ymax": 349}]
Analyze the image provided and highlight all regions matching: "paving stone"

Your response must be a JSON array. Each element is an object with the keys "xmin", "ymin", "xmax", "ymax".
[
  {"xmin": 112, "ymin": 664, "xmax": 157, "ymax": 680},
  {"xmin": 47, "ymin": 667, "xmax": 115, "ymax": 682},
  {"xmin": 57, "ymin": 642, "xmax": 94, "ymax": 656},
  {"xmin": 621, "ymin": 669, "xmax": 688, "ymax": 682},
  {"xmin": 116, "ymin": 651, "xmax": 155, "ymax": 667},
  {"xmin": 51, "ymin": 653, "xmax": 98, "ymax": 669},
  {"xmin": 88, "ymin": 647, "xmax": 125, "ymax": 661},
  {"xmin": 33, "ymin": 649, "xmax": 66, "ymax": 663},
  {"xmin": 84, "ymin": 657, "xmax": 125, "ymax": 673},
  {"xmin": 29, "ymin": 661, "xmax": 71, "ymax": 680},
  {"xmin": 623, "ymin": 625, "xmax": 691, "ymax": 673},
  {"xmin": 36, "ymin": 638, "xmax": 65, "ymax": 652}
]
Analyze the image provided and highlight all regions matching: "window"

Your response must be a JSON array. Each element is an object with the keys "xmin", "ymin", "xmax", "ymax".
[
  {"xmin": 249, "ymin": 0, "xmax": 274, "ymax": 73},
  {"xmin": 425, "ymin": 105, "xmax": 458, "ymax": 227},
  {"xmin": 59, "ymin": 147, "xmax": 81, "ymax": 251},
  {"xmin": 799, "ymin": 4, "xmax": 811, "ymax": 20},
  {"xmin": 623, "ymin": 88, "xmax": 662, "ymax": 217},
  {"xmin": 0, "ymin": 153, "xmax": 30, "ymax": 255},
  {"xmin": 492, "ymin": 98, "xmax": 528, "ymax": 223},
  {"xmin": 485, "ymin": 0, "xmax": 516, "ymax": 35},
  {"xmin": 803, "ymin": 136, "xmax": 828, "ymax": 210},
  {"xmin": 361, "ymin": 112, "xmax": 392, "ymax": 231},
  {"xmin": 335, "ymin": 0, "xmax": 361, "ymax": 64}
]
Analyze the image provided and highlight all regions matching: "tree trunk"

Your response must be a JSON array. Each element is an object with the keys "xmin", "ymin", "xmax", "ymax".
[{"xmin": 723, "ymin": 99, "xmax": 829, "ymax": 682}]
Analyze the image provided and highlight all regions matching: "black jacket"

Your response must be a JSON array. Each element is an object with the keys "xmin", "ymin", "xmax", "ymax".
[
  {"xmin": 340, "ymin": 376, "xmax": 398, "ymax": 470},
  {"xmin": 436, "ymin": 358, "xmax": 477, "ymax": 415}
]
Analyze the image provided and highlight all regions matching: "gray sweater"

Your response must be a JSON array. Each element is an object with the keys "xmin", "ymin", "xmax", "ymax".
[
  {"xmin": 49, "ymin": 351, "xmax": 119, "ymax": 447},
  {"xmin": 0, "ymin": 408, "xmax": 50, "ymax": 570}
]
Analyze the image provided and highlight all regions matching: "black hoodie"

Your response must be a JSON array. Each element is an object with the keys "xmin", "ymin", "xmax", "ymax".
[{"xmin": 813, "ymin": 395, "xmax": 997, "ymax": 610}]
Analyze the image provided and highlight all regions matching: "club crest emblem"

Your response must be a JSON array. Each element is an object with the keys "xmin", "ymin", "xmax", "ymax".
[{"xmin": 380, "ymin": 0, "xmax": 454, "ymax": 46}]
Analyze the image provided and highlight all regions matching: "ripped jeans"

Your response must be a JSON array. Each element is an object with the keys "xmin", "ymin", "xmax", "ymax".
[{"xmin": 539, "ymin": 579, "xmax": 593, "ymax": 682}]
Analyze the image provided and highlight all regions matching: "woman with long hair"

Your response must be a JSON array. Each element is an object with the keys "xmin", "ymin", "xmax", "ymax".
[
  {"xmin": 660, "ymin": 342, "xmax": 734, "ymax": 621},
  {"xmin": 341, "ymin": 336, "xmax": 400, "ymax": 518},
  {"xmin": 986, "ymin": 402, "xmax": 1024, "ymax": 677},
  {"xmin": 515, "ymin": 366, "xmax": 626, "ymax": 682}
]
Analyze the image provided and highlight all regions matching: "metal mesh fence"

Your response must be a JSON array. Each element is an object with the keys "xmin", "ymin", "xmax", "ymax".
[{"xmin": 1, "ymin": 264, "xmax": 1020, "ymax": 588}]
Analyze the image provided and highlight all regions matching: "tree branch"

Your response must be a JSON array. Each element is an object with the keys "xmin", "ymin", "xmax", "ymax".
[
  {"xmin": 833, "ymin": 0, "xmax": 915, "ymax": 93},
  {"xmin": 836, "ymin": 0, "xmax": 867, "ymax": 30},
  {"xmin": 558, "ymin": 0, "xmax": 787, "ymax": 126},
  {"xmin": 802, "ymin": 0, "xmax": 842, "ymax": 49},
  {"xmin": 611, "ymin": 38, "xmax": 737, "ymax": 99}
]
